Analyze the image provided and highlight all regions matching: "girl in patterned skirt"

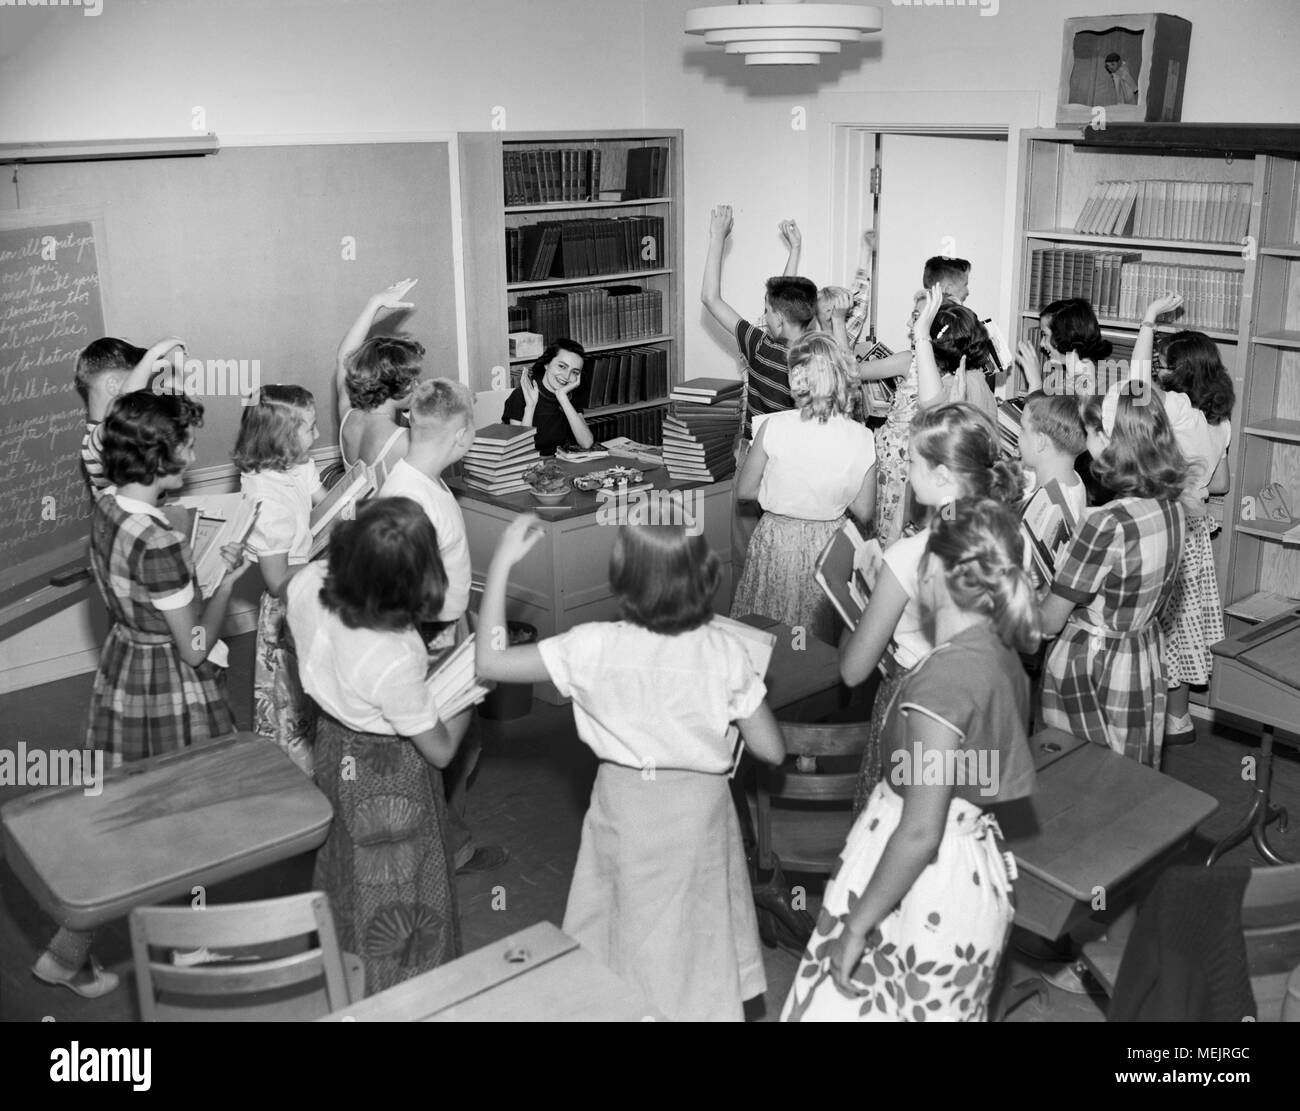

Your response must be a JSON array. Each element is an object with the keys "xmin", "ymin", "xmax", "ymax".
[
  {"xmin": 286, "ymin": 498, "xmax": 466, "ymax": 993},
  {"xmin": 731, "ymin": 332, "xmax": 877, "ymax": 643},
  {"xmin": 235, "ymin": 385, "xmax": 326, "ymax": 776},
  {"xmin": 784, "ymin": 500, "xmax": 1040, "ymax": 1022},
  {"xmin": 33, "ymin": 392, "xmax": 249, "ymax": 998},
  {"xmin": 477, "ymin": 516, "xmax": 788, "ymax": 1022},
  {"xmin": 1038, "ymin": 387, "xmax": 1189, "ymax": 766},
  {"xmin": 843, "ymin": 402, "xmax": 1024, "ymax": 812},
  {"xmin": 1132, "ymin": 294, "xmax": 1235, "ymax": 746}
]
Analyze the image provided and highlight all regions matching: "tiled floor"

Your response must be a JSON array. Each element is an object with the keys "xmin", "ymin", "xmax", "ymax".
[{"xmin": 2, "ymin": 633, "xmax": 1298, "ymax": 1022}]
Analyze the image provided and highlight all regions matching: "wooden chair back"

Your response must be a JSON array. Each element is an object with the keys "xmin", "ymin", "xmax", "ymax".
[
  {"xmin": 130, "ymin": 891, "xmax": 363, "ymax": 1021},
  {"xmin": 756, "ymin": 721, "xmax": 869, "ymax": 875}
]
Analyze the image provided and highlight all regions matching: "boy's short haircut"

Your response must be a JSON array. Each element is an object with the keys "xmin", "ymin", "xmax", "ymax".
[
  {"xmin": 764, "ymin": 276, "xmax": 817, "ymax": 327},
  {"xmin": 75, "ymin": 337, "xmax": 148, "ymax": 404},
  {"xmin": 1022, "ymin": 390, "xmax": 1086, "ymax": 456},
  {"xmin": 408, "ymin": 377, "xmax": 475, "ymax": 428},
  {"xmin": 1105, "ymin": 52, "xmax": 1122, "ymax": 63},
  {"xmin": 923, "ymin": 256, "xmax": 971, "ymax": 290}
]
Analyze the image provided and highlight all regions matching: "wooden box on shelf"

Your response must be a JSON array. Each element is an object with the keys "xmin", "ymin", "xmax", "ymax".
[{"xmin": 1056, "ymin": 13, "xmax": 1192, "ymax": 127}]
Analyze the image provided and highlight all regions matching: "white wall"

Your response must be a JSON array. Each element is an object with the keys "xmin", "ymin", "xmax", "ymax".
[{"xmin": 641, "ymin": 0, "xmax": 1300, "ymax": 376}]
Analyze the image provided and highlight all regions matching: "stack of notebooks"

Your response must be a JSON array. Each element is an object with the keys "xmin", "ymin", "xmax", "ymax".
[
  {"xmin": 996, "ymin": 398, "xmax": 1025, "ymax": 458},
  {"xmin": 1020, "ymin": 479, "xmax": 1080, "ymax": 589},
  {"xmin": 427, "ymin": 635, "xmax": 494, "ymax": 719},
  {"xmin": 462, "ymin": 425, "xmax": 541, "ymax": 495},
  {"xmin": 308, "ymin": 460, "xmax": 378, "ymax": 560},
  {"xmin": 1071, "ymin": 179, "xmax": 1253, "ymax": 242},
  {"xmin": 813, "ymin": 517, "xmax": 883, "ymax": 632},
  {"xmin": 662, "ymin": 378, "xmax": 742, "ymax": 483},
  {"xmin": 167, "ymin": 494, "xmax": 262, "ymax": 598}
]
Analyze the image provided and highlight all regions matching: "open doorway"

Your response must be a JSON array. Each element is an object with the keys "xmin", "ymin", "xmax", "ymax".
[{"xmin": 831, "ymin": 128, "xmax": 1009, "ymax": 354}]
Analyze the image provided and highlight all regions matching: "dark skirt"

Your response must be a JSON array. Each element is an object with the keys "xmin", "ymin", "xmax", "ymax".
[{"xmin": 312, "ymin": 712, "xmax": 461, "ymax": 995}]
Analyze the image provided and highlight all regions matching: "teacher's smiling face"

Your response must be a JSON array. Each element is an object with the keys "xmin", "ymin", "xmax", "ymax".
[{"xmin": 542, "ymin": 351, "xmax": 583, "ymax": 393}]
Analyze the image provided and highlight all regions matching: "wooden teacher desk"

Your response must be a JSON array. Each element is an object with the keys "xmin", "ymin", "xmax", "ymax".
[
  {"xmin": 1, "ymin": 733, "xmax": 332, "ymax": 931},
  {"xmin": 319, "ymin": 921, "xmax": 662, "ymax": 1022},
  {"xmin": 1000, "ymin": 729, "xmax": 1219, "ymax": 940},
  {"xmin": 450, "ymin": 459, "xmax": 733, "ymax": 704}
]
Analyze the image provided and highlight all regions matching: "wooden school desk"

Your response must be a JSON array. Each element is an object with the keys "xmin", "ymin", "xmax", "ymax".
[
  {"xmin": 0, "ymin": 733, "xmax": 332, "ymax": 931},
  {"xmin": 450, "ymin": 458, "xmax": 733, "ymax": 704},
  {"xmin": 999, "ymin": 729, "xmax": 1219, "ymax": 940},
  {"xmin": 1207, "ymin": 607, "xmax": 1300, "ymax": 866},
  {"xmin": 318, "ymin": 921, "xmax": 662, "ymax": 1022}
]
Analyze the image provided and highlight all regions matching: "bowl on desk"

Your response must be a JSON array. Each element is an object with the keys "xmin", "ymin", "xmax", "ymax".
[{"xmin": 529, "ymin": 488, "xmax": 569, "ymax": 506}]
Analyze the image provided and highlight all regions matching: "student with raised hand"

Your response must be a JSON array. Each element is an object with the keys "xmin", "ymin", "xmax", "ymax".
[
  {"xmin": 784, "ymin": 499, "xmax": 1039, "ymax": 1023},
  {"xmin": 477, "ymin": 515, "xmax": 786, "ymax": 1022},
  {"xmin": 701, "ymin": 204, "xmax": 818, "ymax": 575},
  {"xmin": 1037, "ymin": 387, "xmax": 1189, "ymax": 766},
  {"xmin": 1129, "ymin": 292, "xmax": 1235, "ymax": 746},
  {"xmin": 287, "ymin": 497, "xmax": 465, "ymax": 992},
  {"xmin": 33, "ymin": 391, "xmax": 249, "ymax": 1000},
  {"xmin": 336, "ymin": 279, "xmax": 422, "ymax": 485},
  {"xmin": 75, "ymin": 336, "xmax": 186, "ymax": 491}
]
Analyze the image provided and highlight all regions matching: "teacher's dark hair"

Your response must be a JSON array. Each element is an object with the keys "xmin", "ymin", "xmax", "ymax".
[
  {"xmin": 524, "ymin": 338, "xmax": 586, "ymax": 384},
  {"xmin": 610, "ymin": 523, "xmax": 720, "ymax": 635},
  {"xmin": 320, "ymin": 497, "xmax": 447, "ymax": 632},
  {"xmin": 102, "ymin": 390, "xmax": 204, "ymax": 486}
]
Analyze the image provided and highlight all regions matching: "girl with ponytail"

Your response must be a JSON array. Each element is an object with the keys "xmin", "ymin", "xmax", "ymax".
[
  {"xmin": 784, "ymin": 499, "xmax": 1039, "ymax": 1023},
  {"xmin": 842, "ymin": 402, "xmax": 1024, "ymax": 809}
]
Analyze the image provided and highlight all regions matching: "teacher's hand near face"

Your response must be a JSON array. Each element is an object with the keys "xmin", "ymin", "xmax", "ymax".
[
  {"xmin": 520, "ymin": 372, "xmax": 540, "ymax": 420},
  {"xmin": 553, "ymin": 372, "xmax": 582, "ymax": 404}
]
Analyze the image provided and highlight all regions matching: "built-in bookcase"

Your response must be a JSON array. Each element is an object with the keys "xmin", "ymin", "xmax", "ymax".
[{"xmin": 458, "ymin": 130, "xmax": 683, "ymax": 444}]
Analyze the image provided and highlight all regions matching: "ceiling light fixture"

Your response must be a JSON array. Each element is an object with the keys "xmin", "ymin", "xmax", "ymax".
[{"xmin": 685, "ymin": 0, "xmax": 883, "ymax": 66}]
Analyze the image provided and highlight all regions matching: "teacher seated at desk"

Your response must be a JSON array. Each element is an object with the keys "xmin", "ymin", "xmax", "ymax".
[{"xmin": 502, "ymin": 339, "xmax": 594, "ymax": 456}]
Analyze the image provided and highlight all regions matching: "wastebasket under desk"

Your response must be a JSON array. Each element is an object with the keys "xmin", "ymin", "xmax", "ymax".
[{"xmin": 454, "ymin": 468, "xmax": 734, "ymax": 706}]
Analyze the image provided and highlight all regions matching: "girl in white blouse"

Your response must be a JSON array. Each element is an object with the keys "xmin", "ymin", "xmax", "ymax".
[
  {"xmin": 730, "ymin": 331, "xmax": 878, "ymax": 643},
  {"xmin": 286, "ymin": 497, "xmax": 466, "ymax": 992},
  {"xmin": 476, "ymin": 516, "xmax": 786, "ymax": 1022},
  {"xmin": 235, "ymin": 384, "xmax": 326, "ymax": 775}
]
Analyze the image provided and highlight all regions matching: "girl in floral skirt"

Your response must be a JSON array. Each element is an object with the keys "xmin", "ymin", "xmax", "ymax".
[{"xmin": 784, "ymin": 499, "xmax": 1039, "ymax": 1022}]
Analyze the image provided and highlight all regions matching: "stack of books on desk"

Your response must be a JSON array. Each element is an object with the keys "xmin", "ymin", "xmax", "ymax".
[
  {"xmin": 462, "ymin": 425, "xmax": 540, "ymax": 494},
  {"xmin": 662, "ymin": 379, "xmax": 742, "ymax": 483}
]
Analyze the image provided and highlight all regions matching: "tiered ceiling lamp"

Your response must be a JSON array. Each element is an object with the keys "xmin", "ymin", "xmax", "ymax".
[{"xmin": 685, "ymin": 0, "xmax": 884, "ymax": 66}]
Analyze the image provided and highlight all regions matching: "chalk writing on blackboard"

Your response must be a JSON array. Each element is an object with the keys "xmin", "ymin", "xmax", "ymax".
[{"xmin": 0, "ymin": 220, "xmax": 106, "ymax": 594}]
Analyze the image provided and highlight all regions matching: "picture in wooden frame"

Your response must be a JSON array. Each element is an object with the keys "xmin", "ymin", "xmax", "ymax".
[{"xmin": 1056, "ymin": 13, "xmax": 1192, "ymax": 127}]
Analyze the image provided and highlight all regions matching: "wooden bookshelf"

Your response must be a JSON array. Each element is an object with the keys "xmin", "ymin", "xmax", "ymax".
[
  {"xmin": 1013, "ymin": 128, "xmax": 1300, "ymax": 685},
  {"xmin": 457, "ymin": 129, "xmax": 683, "ymax": 444}
]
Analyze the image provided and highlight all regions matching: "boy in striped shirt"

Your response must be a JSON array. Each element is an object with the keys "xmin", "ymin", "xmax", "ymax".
[
  {"xmin": 700, "ymin": 205, "xmax": 817, "ymax": 578},
  {"xmin": 76, "ymin": 337, "xmax": 185, "ymax": 491}
]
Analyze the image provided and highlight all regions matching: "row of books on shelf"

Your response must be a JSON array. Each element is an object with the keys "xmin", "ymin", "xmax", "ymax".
[
  {"xmin": 575, "ymin": 346, "xmax": 669, "ymax": 409},
  {"xmin": 503, "ymin": 144, "xmax": 669, "ymax": 206},
  {"xmin": 1028, "ymin": 248, "xmax": 1140, "ymax": 317},
  {"xmin": 512, "ymin": 286, "xmax": 662, "ymax": 349},
  {"xmin": 1117, "ymin": 262, "xmax": 1244, "ymax": 333},
  {"xmin": 585, "ymin": 405, "xmax": 668, "ymax": 449},
  {"xmin": 1071, "ymin": 179, "xmax": 1253, "ymax": 243},
  {"xmin": 1028, "ymin": 248, "xmax": 1244, "ymax": 330},
  {"xmin": 460, "ymin": 425, "xmax": 542, "ymax": 495},
  {"xmin": 505, "ymin": 216, "xmax": 666, "ymax": 282}
]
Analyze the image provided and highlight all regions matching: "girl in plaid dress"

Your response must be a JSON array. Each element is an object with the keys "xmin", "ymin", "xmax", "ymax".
[
  {"xmin": 1132, "ymin": 294, "xmax": 1235, "ymax": 745},
  {"xmin": 1039, "ymin": 388, "xmax": 1189, "ymax": 766},
  {"xmin": 843, "ymin": 403, "xmax": 1024, "ymax": 812},
  {"xmin": 235, "ymin": 386, "xmax": 326, "ymax": 776},
  {"xmin": 33, "ymin": 392, "xmax": 249, "ymax": 998}
]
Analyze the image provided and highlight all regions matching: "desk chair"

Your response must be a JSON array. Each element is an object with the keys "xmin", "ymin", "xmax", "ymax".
[
  {"xmin": 473, "ymin": 389, "xmax": 515, "ymax": 431},
  {"xmin": 755, "ymin": 721, "xmax": 867, "ymax": 875},
  {"xmin": 130, "ymin": 892, "xmax": 365, "ymax": 1021},
  {"xmin": 1079, "ymin": 862, "xmax": 1300, "ymax": 1021}
]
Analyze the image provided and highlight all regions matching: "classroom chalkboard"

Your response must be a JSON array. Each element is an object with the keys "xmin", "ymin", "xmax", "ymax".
[
  {"xmin": 0, "ymin": 217, "xmax": 105, "ymax": 598},
  {"xmin": 0, "ymin": 141, "xmax": 458, "ymax": 612}
]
